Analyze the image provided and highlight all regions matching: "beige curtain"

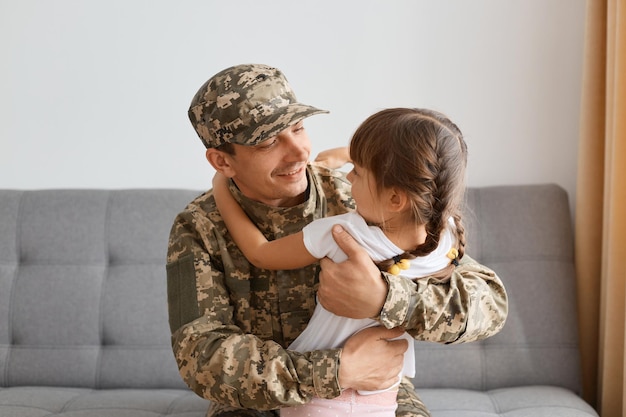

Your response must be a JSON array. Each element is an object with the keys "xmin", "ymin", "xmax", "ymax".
[{"xmin": 576, "ymin": 0, "xmax": 626, "ymax": 416}]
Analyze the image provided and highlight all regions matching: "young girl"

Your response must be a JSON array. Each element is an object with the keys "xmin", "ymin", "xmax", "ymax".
[{"xmin": 213, "ymin": 107, "xmax": 468, "ymax": 417}]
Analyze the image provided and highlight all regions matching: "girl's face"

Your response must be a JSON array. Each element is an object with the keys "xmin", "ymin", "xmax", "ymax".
[{"xmin": 346, "ymin": 163, "xmax": 386, "ymax": 224}]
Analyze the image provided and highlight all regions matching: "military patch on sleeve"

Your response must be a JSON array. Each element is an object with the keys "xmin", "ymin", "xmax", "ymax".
[{"xmin": 167, "ymin": 253, "xmax": 201, "ymax": 332}]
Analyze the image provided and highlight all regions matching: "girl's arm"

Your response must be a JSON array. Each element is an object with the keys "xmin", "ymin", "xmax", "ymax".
[{"xmin": 212, "ymin": 173, "xmax": 318, "ymax": 270}]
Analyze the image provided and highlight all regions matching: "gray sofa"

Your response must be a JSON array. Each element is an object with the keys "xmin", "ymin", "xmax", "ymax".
[{"xmin": 0, "ymin": 184, "xmax": 598, "ymax": 416}]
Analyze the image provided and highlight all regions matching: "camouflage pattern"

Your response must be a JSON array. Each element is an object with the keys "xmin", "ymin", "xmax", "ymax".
[
  {"xmin": 396, "ymin": 377, "xmax": 432, "ymax": 417},
  {"xmin": 379, "ymin": 256, "xmax": 508, "ymax": 344},
  {"xmin": 166, "ymin": 164, "xmax": 508, "ymax": 417},
  {"xmin": 188, "ymin": 64, "xmax": 328, "ymax": 148}
]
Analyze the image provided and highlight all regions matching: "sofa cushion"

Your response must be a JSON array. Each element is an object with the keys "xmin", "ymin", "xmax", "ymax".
[
  {"xmin": 0, "ymin": 190, "xmax": 201, "ymax": 389},
  {"xmin": 411, "ymin": 185, "xmax": 581, "ymax": 392},
  {"xmin": 420, "ymin": 386, "xmax": 598, "ymax": 417},
  {"xmin": 0, "ymin": 387, "xmax": 209, "ymax": 417}
]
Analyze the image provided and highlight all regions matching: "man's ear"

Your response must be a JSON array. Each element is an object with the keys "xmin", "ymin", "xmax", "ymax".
[{"xmin": 206, "ymin": 148, "xmax": 236, "ymax": 177}]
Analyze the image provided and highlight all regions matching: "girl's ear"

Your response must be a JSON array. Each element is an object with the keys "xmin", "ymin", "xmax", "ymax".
[
  {"xmin": 206, "ymin": 149, "xmax": 236, "ymax": 177},
  {"xmin": 387, "ymin": 187, "xmax": 410, "ymax": 213}
]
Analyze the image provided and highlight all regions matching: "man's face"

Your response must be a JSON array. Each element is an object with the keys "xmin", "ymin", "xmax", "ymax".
[{"xmin": 225, "ymin": 121, "xmax": 312, "ymax": 207}]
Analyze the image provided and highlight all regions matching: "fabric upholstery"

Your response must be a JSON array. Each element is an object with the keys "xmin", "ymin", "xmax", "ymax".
[
  {"xmin": 0, "ymin": 386, "xmax": 210, "ymax": 416},
  {"xmin": 413, "ymin": 185, "xmax": 580, "ymax": 392},
  {"xmin": 0, "ymin": 185, "xmax": 598, "ymax": 416}
]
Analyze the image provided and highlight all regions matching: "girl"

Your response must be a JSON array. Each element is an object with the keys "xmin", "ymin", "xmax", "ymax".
[{"xmin": 212, "ymin": 107, "xmax": 468, "ymax": 417}]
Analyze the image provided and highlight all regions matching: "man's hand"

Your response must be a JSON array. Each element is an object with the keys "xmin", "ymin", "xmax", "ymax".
[
  {"xmin": 318, "ymin": 225, "xmax": 388, "ymax": 319},
  {"xmin": 338, "ymin": 326, "xmax": 407, "ymax": 391}
]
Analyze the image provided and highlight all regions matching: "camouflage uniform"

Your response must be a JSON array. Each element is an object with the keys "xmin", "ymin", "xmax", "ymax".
[{"xmin": 167, "ymin": 64, "xmax": 508, "ymax": 417}]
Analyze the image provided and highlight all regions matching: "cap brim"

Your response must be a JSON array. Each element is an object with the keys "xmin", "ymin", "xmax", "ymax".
[{"xmin": 248, "ymin": 103, "xmax": 329, "ymax": 146}]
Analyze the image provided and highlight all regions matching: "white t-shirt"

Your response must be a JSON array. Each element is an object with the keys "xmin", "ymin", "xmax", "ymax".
[{"xmin": 290, "ymin": 212, "xmax": 455, "ymax": 391}]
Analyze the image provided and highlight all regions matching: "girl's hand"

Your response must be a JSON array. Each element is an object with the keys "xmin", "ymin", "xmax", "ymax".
[{"xmin": 313, "ymin": 147, "xmax": 351, "ymax": 169}]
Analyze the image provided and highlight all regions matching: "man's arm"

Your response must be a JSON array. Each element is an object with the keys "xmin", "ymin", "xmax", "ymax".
[{"xmin": 318, "ymin": 225, "xmax": 508, "ymax": 343}]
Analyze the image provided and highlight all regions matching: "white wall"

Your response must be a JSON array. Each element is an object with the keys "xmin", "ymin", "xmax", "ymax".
[{"xmin": 0, "ymin": 0, "xmax": 586, "ymax": 210}]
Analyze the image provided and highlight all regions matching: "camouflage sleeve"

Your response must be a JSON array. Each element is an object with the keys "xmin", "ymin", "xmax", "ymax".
[
  {"xmin": 377, "ymin": 255, "xmax": 508, "ymax": 343},
  {"xmin": 167, "ymin": 209, "xmax": 342, "ymax": 410},
  {"xmin": 171, "ymin": 317, "xmax": 342, "ymax": 409}
]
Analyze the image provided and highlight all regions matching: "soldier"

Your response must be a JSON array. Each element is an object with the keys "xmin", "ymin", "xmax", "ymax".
[{"xmin": 166, "ymin": 63, "xmax": 508, "ymax": 417}]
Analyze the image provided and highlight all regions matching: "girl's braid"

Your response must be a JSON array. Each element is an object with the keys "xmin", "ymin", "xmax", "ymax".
[{"xmin": 391, "ymin": 109, "xmax": 467, "ymax": 269}]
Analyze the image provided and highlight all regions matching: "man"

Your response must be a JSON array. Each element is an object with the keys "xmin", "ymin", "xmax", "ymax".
[{"xmin": 166, "ymin": 63, "xmax": 507, "ymax": 417}]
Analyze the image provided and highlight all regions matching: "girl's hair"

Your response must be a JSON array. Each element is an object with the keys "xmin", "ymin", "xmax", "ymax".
[{"xmin": 349, "ymin": 108, "xmax": 468, "ymax": 274}]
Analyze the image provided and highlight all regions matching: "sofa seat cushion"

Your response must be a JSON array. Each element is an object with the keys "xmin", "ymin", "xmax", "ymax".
[
  {"xmin": 419, "ymin": 386, "xmax": 597, "ymax": 417},
  {"xmin": 0, "ymin": 387, "xmax": 209, "ymax": 417}
]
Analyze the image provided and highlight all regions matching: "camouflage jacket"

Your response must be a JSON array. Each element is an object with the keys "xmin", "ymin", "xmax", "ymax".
[{"xmin": 166, "ymin": 164, "xmax": 508, "ymax": 415}]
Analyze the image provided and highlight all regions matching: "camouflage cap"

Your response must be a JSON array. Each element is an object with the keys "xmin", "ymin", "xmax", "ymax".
[{"xmin": 188, "ymin": 64, "xmax": 329, "ymax": 148}]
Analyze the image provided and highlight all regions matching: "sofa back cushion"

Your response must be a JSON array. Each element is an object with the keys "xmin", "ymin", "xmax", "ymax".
[
  {"xmin": 412, "ymin": 184, "xmax": 581, "ymax": 394},
  {"xmin": 0, "ymin": 189, "xmax": 200, "ymax": 388},
  {"xmin": 0, "ymin": 185, "xmax": 581, "ymax": 394}
]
